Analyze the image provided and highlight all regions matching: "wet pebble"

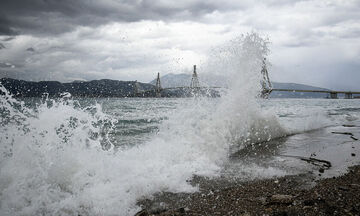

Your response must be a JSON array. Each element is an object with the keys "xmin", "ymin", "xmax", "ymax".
[{"xmin": 269, "ymin": 194, "xmax": 294, "ymax": 204}]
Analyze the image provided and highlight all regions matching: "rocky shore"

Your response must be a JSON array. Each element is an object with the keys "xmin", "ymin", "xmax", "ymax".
[{"xmin": 136, "ymin": 165, "xmax": 360, "ymax": 216}]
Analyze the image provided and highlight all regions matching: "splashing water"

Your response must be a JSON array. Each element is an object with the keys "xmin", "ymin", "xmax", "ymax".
[{"xmin": 0, "ymin": 33, "xmax": 289, "ymax": 215}]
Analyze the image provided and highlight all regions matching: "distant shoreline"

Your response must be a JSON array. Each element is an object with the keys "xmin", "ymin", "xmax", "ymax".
[
  {"xmin": 2, "ymin": 77, "xmax": 359, "ymax": 99},
  {"xmin": 0, "ymin": 77, "xmax": 219, "ymax": 98}
]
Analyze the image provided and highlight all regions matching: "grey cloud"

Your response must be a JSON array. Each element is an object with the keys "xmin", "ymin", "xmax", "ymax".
[
  {"xmin": 26, "ymin": 47, "xmax": 35, "ymax": 52},
  {"xmin": 2, "ymin": 36, "xmax": 15, "ymax": 41},
  {"xmin": 0, "ymin": 26, "xmax": 171, "ymax": 82},
  {"xmin": 281, "ymin": 40, "xmax": 315, "ymax": 48},
  {"xmin": 0, "ymin": 0, "xmax": 305, "ymax": 36},
  {"xmin": 319, "ymin": 62, "xmax": 360, "ymax": 91},
  {"xmin": 0, "ymin": 16, "xmax": 18, "ymax": 35},
  {"xmin": 2, "ymin": 0, "xmax": 358, "ymax": 38},
  {"xmin": 0, "ymin": 0, "xmax": 215, "ymax": 35},
  {"xmin": 0, "ymin": 0, "xmax": 359, "ymax": 92},
  {"xmin": 0, "ymin": 62, "xmax": 15, "ymax": 68}
]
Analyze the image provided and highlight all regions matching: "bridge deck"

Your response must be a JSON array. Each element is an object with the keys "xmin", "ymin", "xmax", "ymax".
[
  {"xmin": 163, "ymin": 86, "xmax": 222, "ymax": 90},
  {"xmin": 272, "ymin": 89, "xmax": 360, "ymax": 94}
]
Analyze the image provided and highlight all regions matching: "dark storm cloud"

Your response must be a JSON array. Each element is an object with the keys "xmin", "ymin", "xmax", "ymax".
[
  {"xmin": 0, "ymin": 0, "xmax": 95, "ymax": 35},
  {"xmin": 0, "ymin": 0, "xmax": 307, "ymax": 36},
  {"xmin": 0, "ymin": 0, "xmax": 240, "ymax": 36},
  {"xmin": 0, "ymin": 16, "xmax": 18, "ymax": 35}
]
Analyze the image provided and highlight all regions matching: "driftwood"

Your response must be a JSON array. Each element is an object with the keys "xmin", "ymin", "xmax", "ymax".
[
  {"xmin": 342, "ymin": 124, "xmax": 357, "ymax": 128},
  {"xmin": 332, "ymin": 132, "xmax": 359, "ymax": 141},
  {"xmin": 280, "ymin": 155, "xmax": 332, "ymax": 169}
]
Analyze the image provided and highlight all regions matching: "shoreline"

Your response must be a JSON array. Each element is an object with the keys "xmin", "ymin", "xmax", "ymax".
[
  {"xmin": 136, "ymin": 124, "xmax": 360, "ymax": 215},
  {"xmin": 137, "ymin": 165, "xmax": 360, "ymax": 215}
]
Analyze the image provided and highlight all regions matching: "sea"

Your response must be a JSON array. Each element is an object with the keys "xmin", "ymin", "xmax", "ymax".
[
  {"xmin": 1, "ymin": 34, "xmax": 360, "ymax": 215},
  {"xmin": 1, "ymin": 92, "xmax": 360, "ymax": 215}
]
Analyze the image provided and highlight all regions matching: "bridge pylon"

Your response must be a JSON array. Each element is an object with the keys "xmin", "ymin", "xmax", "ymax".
[
  {"xmin": 260, "ymin": 58, "xmax": 272, "ymax": 98},
  {"xmin": 345, "ymin": 92, "xmax": 353, "ymax": 99},
  {"xmin": 155, "ymin": 72, "xmax": 162, "ymax": 97},
  {"xmin": 190, "ymin": 65, "xmax": 200, "ymax": 88}
]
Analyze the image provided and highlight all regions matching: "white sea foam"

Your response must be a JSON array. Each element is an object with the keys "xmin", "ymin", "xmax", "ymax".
[
  {"xmin": 0, "ymin": 93, "xmax": 222, "ymax": 215},
  {"xmin": 1, "ymin": 34, "xmax": 353, "ymax": 215}
]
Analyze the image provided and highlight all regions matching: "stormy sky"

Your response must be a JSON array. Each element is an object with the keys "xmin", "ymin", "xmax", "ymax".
[{"xmin": 0, "ymin": 0, "xmax": 359, "ymax": 90}]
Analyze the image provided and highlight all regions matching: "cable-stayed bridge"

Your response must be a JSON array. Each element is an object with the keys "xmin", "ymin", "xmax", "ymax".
[
  {"xmin": 135, "ymin": 62, "xmax": 360, "ymax": 99},
  {"xmin": 134, "ymin": 65, "xmax": 222, "ymax": 97}
]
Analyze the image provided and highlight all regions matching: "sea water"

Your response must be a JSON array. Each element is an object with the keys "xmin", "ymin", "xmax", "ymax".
[
  {"xmin": 1, "ymin": 34, "xmax": 360, "ymax": 215},
  {"xmin": 1, "ymin": 94, "xmax": 360, "ymax": 215}
]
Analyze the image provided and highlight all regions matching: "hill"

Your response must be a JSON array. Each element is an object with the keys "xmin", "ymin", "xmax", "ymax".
[
  {"xmin": 0, "ymin": 78, "xmax": 154, "ymax": 97},
  {"xmin": 0, "ymin": 75, "xmax": 336, "ymax": 99}
]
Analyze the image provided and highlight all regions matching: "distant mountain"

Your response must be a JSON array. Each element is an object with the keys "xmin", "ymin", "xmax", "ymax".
[
  {"xmin": 0, "ymin": 77, "xmax": 219, "ymax": 98},
  {"xmin": 150, "ymin": 73, "xmax": 191, "ymax": 88},
  {"xmin": 0, "ymin": 76, "xmax": 336, "ymax": 99},
  {"xmin": 150, "ymin": 73, "xmax": 332, "ymax": 98},
  {"xmin": 0, "ymin": 78, "xmax": 155, "ymax": 97},
  {"xmin": 270, "ymin": 82, "xmax": 331, "ymax": 98}
]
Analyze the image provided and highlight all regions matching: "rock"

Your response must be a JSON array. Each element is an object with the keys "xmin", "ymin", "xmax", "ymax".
[
  {"xmin": 265, "ymin": 207, "xmax": 273, "ymax": 212},
  {"xmin": 272, "ymin": 211, "xmax": 288, "ymax": 216},
  {"xmin": 319, "ymin": 168, "xmax": 325, "ymax": 173},
  {"xmin": 177, "ymin": 207, "xmax": 186, "ymax": 213},
  {"xmin": 303, "ymin": 199, "xmax": 315, "ymax": 206},
  {"xmin": 257, "ymin": 197, "xmax": 268, "ymax": 205},
  {"xmin": 148, "ymin": 202, "xmax": 168, "ymax": 214},
  {"xmin": 134, "ymin": 210, "xmax": 148, "ymax": 216},
  {"xmin": 351, "ymin": 153, "xmax": 356, "ymax": 157},
  {"xmin": 338, "ymin": 186, "xmax": 350, "ymax": 191},
  {"xmin": 270, "ymin": 194, "xmax": 294, "ymax": 204}
]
